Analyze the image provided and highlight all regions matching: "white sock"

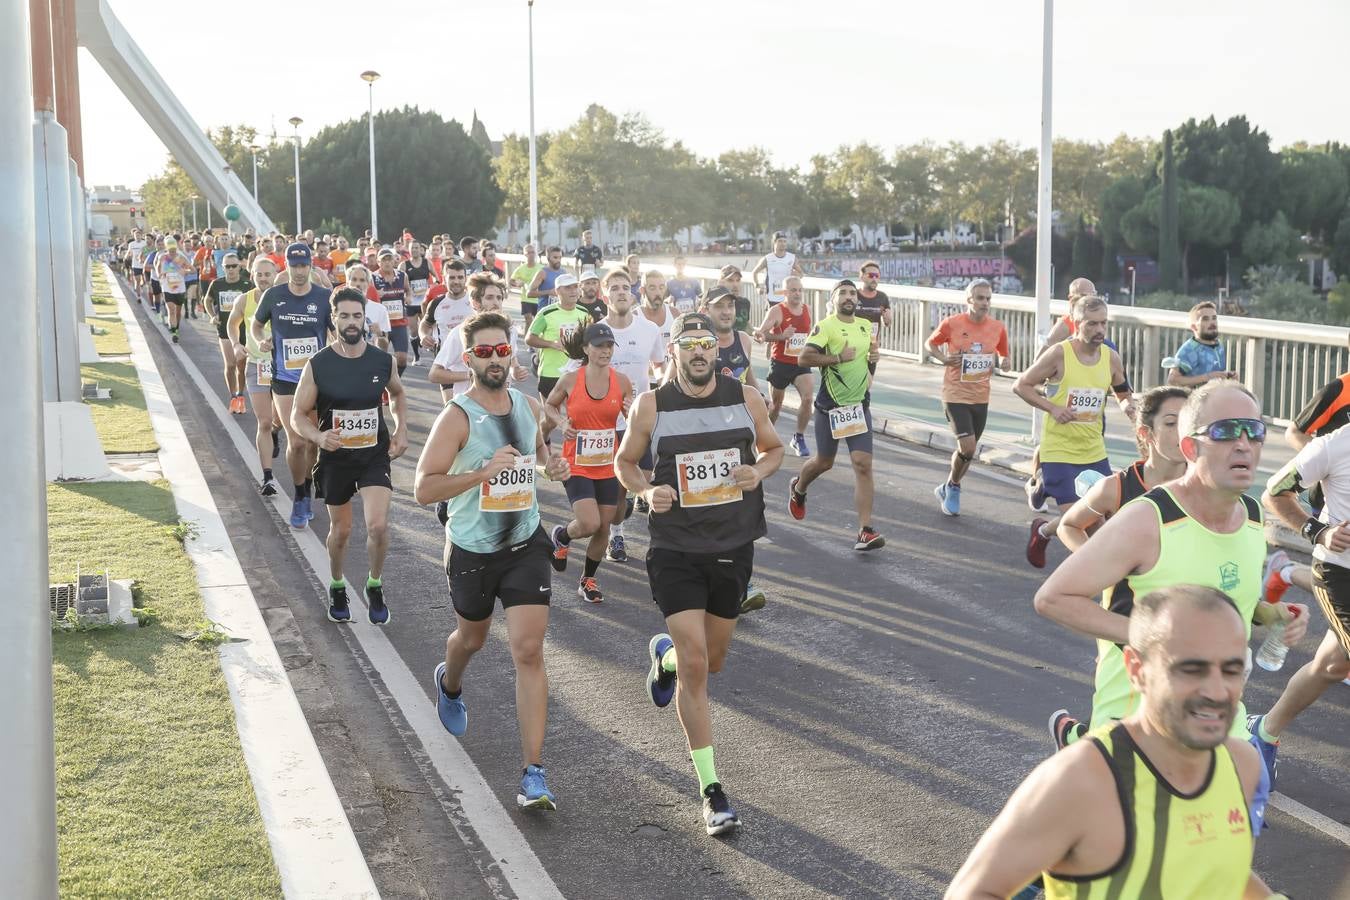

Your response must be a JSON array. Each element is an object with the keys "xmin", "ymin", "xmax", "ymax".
[
  {"xmin": 1040, "ymin": 522, "xmax": 1055, "ymax": 539},
  {"xmin": 612, "ymin": 522, "xmax": 625, "ymax": 538}
]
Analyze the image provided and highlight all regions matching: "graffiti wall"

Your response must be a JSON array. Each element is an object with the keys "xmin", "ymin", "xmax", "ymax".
[{"xmin": 801, "ymin": 254, "xmax": 1023, "ymax": 293}]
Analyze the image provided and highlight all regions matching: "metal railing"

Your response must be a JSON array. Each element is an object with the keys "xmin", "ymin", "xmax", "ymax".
[{"xmin": 498, "ymin": 254, "xmax": 1348, "ymax": 422}]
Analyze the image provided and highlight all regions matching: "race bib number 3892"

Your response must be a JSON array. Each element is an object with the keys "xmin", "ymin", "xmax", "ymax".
[
  {"xmin": 1066, "ymin": 387, "xmax": 1106, "ymax": 423},
  {"xmin": 675, "ymin": 448, "xmax": 742, "ymax": 508},
  {"xmin": 480, "ymin": 453, "xmax": 536, "ymax": 512}
]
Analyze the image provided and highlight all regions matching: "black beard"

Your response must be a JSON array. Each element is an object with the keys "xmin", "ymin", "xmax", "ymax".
[
  {"xmin": 340, "ymin": 328, "xmax": 363, "ymax": 345},
  {"xmin": 478, "ymin": 367, "xmax": 507, "ymax": 389},
  {"xmin": 681, "ymin": 361, "xmax": 713, "ymax": 386}
]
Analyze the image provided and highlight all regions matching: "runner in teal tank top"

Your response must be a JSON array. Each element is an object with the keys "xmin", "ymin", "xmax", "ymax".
[{"xmin": 414, "ymin": 311, "xmax": 572, "ymax": 812}]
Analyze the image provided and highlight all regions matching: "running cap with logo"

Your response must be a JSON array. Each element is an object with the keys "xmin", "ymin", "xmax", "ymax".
[
  {"xmin": 704, "ymin": 286, "xmax": 736, "ymax": 305},
  {"xmin": 584, "ymin": 322, "xmax": 617, "ymax": 345},
  {"xmin": 673, "ymin": 312, "xmax": 716, "ymax": 337},
  {"xmin": 578, "ymin": 269, "xmax": 601, "ymax": 282},
  {"xmin": 377, "ymin": 245, "xmax": 396, "ymax": 258},
  {"xmin": 285, "ymin": 242, "xmax": 312, "ymax": 266},
  {"xmin": 554, "ymin": 272, "xmax": 579, "ymax": 288}
]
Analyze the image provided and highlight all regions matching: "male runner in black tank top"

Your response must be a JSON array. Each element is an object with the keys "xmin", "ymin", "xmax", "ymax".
[
  {"xmin": 291, "ymin": 288, "xmax": 409, "ymax": 626},
  {"xmin": 617, "ymin": 312, "xmax": 784, "ymax": 837}
]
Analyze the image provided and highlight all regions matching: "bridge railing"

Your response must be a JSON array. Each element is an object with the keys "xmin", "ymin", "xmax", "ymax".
[{"xmin": 498, "ymin": 254, "xmax": 1348, "ymax": 422}]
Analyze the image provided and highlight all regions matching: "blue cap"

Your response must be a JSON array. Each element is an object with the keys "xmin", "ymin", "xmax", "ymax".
[
  {"xmin": 584, "ymin": 322, "xmax": 617, "ymax": 346},
  {"xmin": 285, "ymin": 242, "xmax": 312, "ymax": 266}
]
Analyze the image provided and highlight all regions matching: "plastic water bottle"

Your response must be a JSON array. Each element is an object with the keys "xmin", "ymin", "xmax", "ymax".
[
  {"xmin": 1075, "ymin": 469, "xmax": 1106, "ymax": 499},
  {"xmin": 1256, "ymin": 606, "xmax": 1302, "ymax": 672}
]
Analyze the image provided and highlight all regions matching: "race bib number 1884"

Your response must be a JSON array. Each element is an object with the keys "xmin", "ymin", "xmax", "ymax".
[{"xmin": 828, "ymin": 403, "xmax": 868, "ymax": 439}]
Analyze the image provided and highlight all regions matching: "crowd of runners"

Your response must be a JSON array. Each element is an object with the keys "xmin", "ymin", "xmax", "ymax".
[{"xmin": 109, "ymin": 223, "xmax": 1347, "ymax": 897}]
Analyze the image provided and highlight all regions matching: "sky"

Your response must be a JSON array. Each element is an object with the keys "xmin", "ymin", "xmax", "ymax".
[{"xmin": 78, "ymin": 0, "xmax": 1350, "ymax": 190}]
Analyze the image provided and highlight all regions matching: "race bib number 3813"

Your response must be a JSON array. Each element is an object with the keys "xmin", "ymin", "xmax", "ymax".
[
  {"xmin": 480, "ymin": 453, "xmax": 536, "ymax": 512},
  {"xmin": 675, "ymin": 448, "xmax": 742, "ymax": 508}
]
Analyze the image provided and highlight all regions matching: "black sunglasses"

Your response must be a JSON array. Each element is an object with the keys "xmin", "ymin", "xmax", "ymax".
[{"xmin": 1190, "ymin": 417, "xmax": 1266, "ymax": 443}]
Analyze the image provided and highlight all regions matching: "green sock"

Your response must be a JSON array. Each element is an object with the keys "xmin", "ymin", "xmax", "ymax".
[
  {"xmin": 1064, "ymin": 725, "xmax": 1083, "ymax": 746},
  {"xmin": 330, "ymin": 578, "xmax": 346, "ymax": 590},
  {"xmin": 690, "ymin": 745, "xmax": 718, "ymax": 792},
  {"xmin": 1257, "ymin": 719, "xmax": 1279, "ymax": 744},
  {"xmin": 661, "ymin": 647, "xmax": 677, "ymax": 673},
  {"xmin": 367, "ymin": 573, "xmax": 382, "ymax": 588}
]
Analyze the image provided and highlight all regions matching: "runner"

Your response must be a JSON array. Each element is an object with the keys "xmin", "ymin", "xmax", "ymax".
[
  {"xmin": 251, "ymin": 242, "xmax": 334, "ymax": 528},
  {"xmin": 526, "ymin": 273, "xmax": 590, "ymax": 443},
  {"xmin": 754, "ymin": 275, "xmax": 813, "ymax": 458},
  {"xmin": 480, "ymin": 243, "xmax": 505, "ymax": 278},
  {"xmin": 227, "ymin": 255, "xmax": 283, "ymax": 496},
  {"xmin": 640, "ymin": 272, "xmax": 677, "ymax": 386},
  {"xmin": 182, "ymin": 234, "xmax": 201, "ymax": 319},
  {"xmin": 703, "ymin": 287, "xmax": 758, "ymax": 389},
  {"xmin": 545, "ymin": 323, "xmax": 631, "ymax": 603},
  {"xmin": 1014, "ymin": 297, "xmax": 1135, "ymax": 568},
  {"xmin": 372, "ymin": 246, "xmax": 413, "ymax": 374},
  {"xmin": 947, "ymin": 585, "xmax": 1275, "ymax": 900},
  {"xmin": 750, "ymin": 232, "xmax": 802, "ymax": 307},
  {"xmin": 924, "ymin": 278, "xmax": 1010, "ymax": 515},
  {"xmin": 717, "ymin": 265, "xmax": 752, "ymax": 335},
  {"xmin": 203, "ymin": 251, "xmax": 252, "ymax": 415},
  {"xmin": 342, "ymin": 264, "xmax": 390, "ymax": 350},
  {"xmin": 854, "ymin": 259, "xmax": 893, "ymax": 334},
  {"xmin": 419, "ymin": 259, "xmax": 471, "ymax": 353},
  {"xmin": 127, "ymin": 229, "xmax": 147, "ymax": 303},
  {"xmin": 155, "ymin": 236, "xmax": 194, "ymax": 342},
  {"xmin": 290, "ymin": 288, "xmax": 408, "ymax": 626},
  {"xmin": 526, "ymin": 245, "xmax": 567, "ymax": 321},
  {"xmin": 616, "ymin": 311, "xmax": 784, "ymax": 836},
  {"xmin": 429, "ymin": 272, "xmax": 527, "ymax": 403},
  {"xmin": 790, "ymin": 279, "xmax": 885, "ymax": 552},
  {"xmin": 145, "ymin": 236, "xmax": 163, "ymax": 317},
  {"xmin": 311, "ymin": 239, "xmax": 336, "ymax": 289},
  {"xmin": 1167, "ymin": 300, "xmax": 1236, "ymax": 387},
  {"xmin": 573, "ymin": 228, "xmax": 603, "ymax": 275},
  {"xmin": 666, "ymin": 255, "xmax": 702, "ymax": 314},
  {"xmin": 400, "ymin": 240, "xmax": 436, "ymax": 364},
  {"xmin": 414, "ymin": 310, "xmax": 571, "ymax": 811},
  {"xmin": 1249, "ymin": 420, "xmax": 1350, "ymax": 784},
  {"xmin": 510, "ymin": 243, "xmax": 543, "ymax": 331},
  {"xmin": 1033, "ymin": 382, "xmax": 1308, "ymax": 833},
  {"xmin": 459, "ymin": 236, "xmax": 483, "ymax": 273},
  {"xmin": 577, "ymin": 269, "xmax": 608, "ymax": 321},
  {"xmin": 329, "ymin": 236, "xmax": 354, "ymax": 285},
  {"xmin": 623, "ymin": 254, "xmax": 642, "ymax": 299}
]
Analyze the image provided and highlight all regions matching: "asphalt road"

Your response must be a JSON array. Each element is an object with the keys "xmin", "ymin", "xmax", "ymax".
[{"xmin": 128, "ymin": 284, "xmax": 1349, "ymax": 900}]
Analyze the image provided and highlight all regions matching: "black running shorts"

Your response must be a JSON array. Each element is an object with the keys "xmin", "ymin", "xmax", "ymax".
[
  {"xmin": 313, "ymin": 451, "xmax": 392, "ymax": 507},
  {"xmin": 446, "ymin": 526, "xmax": 553, "ymax": 622},
  {"xmin": 646, "ymin": 541, "xmax": 754, "ymax": 621},
  {"xmin": 1312, "ymin": 560, "xmax": 1350, "ymax": 656}
]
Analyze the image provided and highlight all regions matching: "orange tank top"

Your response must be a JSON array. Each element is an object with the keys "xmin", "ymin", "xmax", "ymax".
[{"xmin": 563, "ymin": 368, "xmax": 623, "ymax": 479}]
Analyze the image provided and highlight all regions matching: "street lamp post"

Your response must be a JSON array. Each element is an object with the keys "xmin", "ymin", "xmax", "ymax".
[
  {"xmin": 248, "ymin": 144, "xmax": 259, "ymax": 202},
  {"xmin": 1031, "ymin": 0, "xmax": 1054, "ymax": 441},
  {"xmin": 223, "ymin": 165, "xmax": 233, "ymax": 236},
  {"xmin": 361, "ymin": 70, "xmax": 380, "ymax": 239},
  {"xmin": 180, "ymin": 202, "xmax": 186, "ymax": 232},
  {"xmin": 527, "ymin": 0, "xmax": 539, "ymax": 247},
  {"xmin": 289, "ymin": 116, "xmax": 303, "ymax": 234},
  {"xmin": 190, "ymin": 193, "xmax": 198, "ymax": 231}
]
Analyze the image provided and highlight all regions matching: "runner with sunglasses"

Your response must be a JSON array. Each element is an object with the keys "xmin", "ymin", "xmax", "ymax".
[
  {"xmin": 205, "ymin": 252, "xmax": 253, "ymax": 415},
  {"xmin": 1034, "ymin": 381, "xmax": 1309, "ymax": 834},
  {"xmin": 1014, "ymin": 296, "xmax": 1135, "ymax": 568},
  {"xmin": 415, "ymin": 311, "xmax": 572, "ymax": 811},
  {"xmin": 544, "ymin": 322, "xmax": 631, "ymax": 604},
  {"xmin": 616, "ymin": 311, "xmax": 783, "ymax": 836}
]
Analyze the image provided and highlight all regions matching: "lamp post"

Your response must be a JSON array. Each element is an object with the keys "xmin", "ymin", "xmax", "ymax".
[
  {"xmin": 361, "ymin": 70, "xmax": 380, "ymax": 239},
  {"xmin": 527, "ymin": 1, "xmax": 538, "ymax": 247},
  {"xmin": 190, "ymin": 193, "xmax": 198, "ymax": 231},
  {"xmin": 1031, "ymin": 0, "xmax": 1053, "ymax": 441},
  {"xmin": 248, "ymin": 144, "xmax": 259, "ymax": 201},
  {"xmin": 223, "ymin": 165, "xmax": 233, "ymax": 236},
  {"xmin": 289, "ymin": 116, "xmax": 303, "ymax": 234},
  {"xmin": 180, "ymin": 202, "xmax": 186, "ymax": 233}
]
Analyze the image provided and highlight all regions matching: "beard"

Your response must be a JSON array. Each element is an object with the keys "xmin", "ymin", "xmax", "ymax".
[
  {"xmin": 680, "ymin": 358, "xmax": 713, "ymax": 386},
  {"xmin": 1201, "ymin": 327, "xmax": 1219, "ymax": 341},
  {"xmin": 340, "ymin": 326, "xmax": 363, "ymax": 345},
  {"xmin": 837, "ymin": 300, "xmax": 856, "ymax": 316},
  {"xmin": 477, "ymin": 365, "xmax": 507, "ymax": 389}
]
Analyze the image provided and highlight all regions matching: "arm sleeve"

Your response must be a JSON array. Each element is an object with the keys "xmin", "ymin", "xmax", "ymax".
[
  {"xmin": 422, "ymin": 296, "xmax": 442, "ymax": 326},
  {"xmin": 1293, "ymin": 380, "xmax": 1344, "ymax": 434}
]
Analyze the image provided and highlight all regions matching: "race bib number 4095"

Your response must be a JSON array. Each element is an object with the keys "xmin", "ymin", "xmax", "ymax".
[
  {"xmin": 480, "ymin": 454, "xmax": 536, "ymax": 512},
  {"xmin": 675, "ymin": 448, "xmax": 742, "ymax": 508}
]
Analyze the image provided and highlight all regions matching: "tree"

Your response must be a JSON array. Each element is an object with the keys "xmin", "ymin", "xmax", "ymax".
[
  {"xmin": 1158, "ymin": 131, "xmax": 1181, "ymax": 291},
  {"xmin": 1004, "ymin": 226, "xmax": 1072, "ymax": 294},
  {"xmin": 1069, "ymin": 218, "xmax": 1103, "ymax": 282},
  {"xmin": 1171, "ymin": 115, "xmax": 1280, "ymax": 241},
  {"xmin": 889, "ymin": 143, "xmax": 939, "ymax": 239},
  {"xmin": 1098, "ymin": 175, "xmax": 1149, "ymax": 285},
  {"xmin": 493, "ymin": 133, "xmax": 547, "ymax": 244},
  {"xmin": 1332, "ymin": 213, "xmax": 1350, "ymax": 278},
  {"xmin": 1123, "ymin": 179, "xmax": 1240, "ymax": 289},
  {"xmin": 542, "ymin": 104, "xmax": 620, "ymax": 237},
  {"xmin": 1278, "ymin": 148, "xmax": 1349, "ymax": 243},
  {"xmin": 1241, "ymin": 212, "xmax": 1302, "ymax": 268},
  {"xmin": 799, "ymin": 154, "xmax": 851, "ymax": 236},
  {"xmin": 824, "ymin": 143, "xmax": 892, "ymax": 237}
]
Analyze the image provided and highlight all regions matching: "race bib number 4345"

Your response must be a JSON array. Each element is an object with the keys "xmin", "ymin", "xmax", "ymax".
[
  {"xmin": 332, "ymin": 408, "xmax": 379, "ymax": 449},
  {"xmin": 282, "ymin": 336, "xmax": 320, "ymax": 370},
  {"xmin": 676, "ymin": 448, "xmax": 742, "ymax": 508},
  {"xmin": 480, "ymin": 454, "xmax": 536, "ymax": 512}
]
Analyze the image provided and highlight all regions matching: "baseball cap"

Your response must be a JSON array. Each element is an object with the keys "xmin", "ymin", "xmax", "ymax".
[
  {"xmin": 163, "ymin": 237, "xmax": 178, "ymax": 249},
  {"xmin": 584, "ymin": 323, "xmax": 616, "ymax": 346},
  {"xmin": 285, "ymin": 242, "xmax": 312, "ymax": 266},
  {"xmin": 377, "ymin": 245, "xmax": 396, "ymax": 258},
  {"xmin": 704, "ymin": 286, "xmax": 736, "ymax": 305},
  {"xmin": 554, "ymin": 273, "xmax": 578, "ymax": 288},
  {"xmin": 578, "ymin": 269, "xmax": 601, "ymax": 282},
  {"xmin": 673, "ymin": 312, "xmax": 715, "ymax": 337}
]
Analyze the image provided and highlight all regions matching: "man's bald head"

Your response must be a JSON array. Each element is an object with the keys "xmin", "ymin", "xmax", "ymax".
[{"xmin": 1068, "ymin": 277, "xmax": 1097, "ymax": 302}]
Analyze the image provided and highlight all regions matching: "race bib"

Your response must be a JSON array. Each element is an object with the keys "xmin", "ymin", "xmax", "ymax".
[
  {"xmin": 785, "ymin": 332, "xmax": 808, "ymax": 357},
  {"xmin": 218, "ymin": 290, "xmax": 242, "ymax": 312},
  {"xmin": 255, "ymin": 358, "xmax": 272, "ymax": 387},
  {"xmin": 382, "ymin": 297, "xmax": 404, "ymax": 320},
  {"xmin": 332, "ymin": 408, "xmax": 379, "ymax": 449},
  {"xmin": 411, "ymin": 278, "xmax": 428, "ymax": 302},
  {"xmin": 829, "ymin": 403, "xmax": 868, "ymax": 439},
  {"xmin": 1066, "ymin": 387, "xmax": 1106, "ymax": 423},
  {"xmin": 479, "ymin": 453, "xmax": 536, "ymax": 512},
  {"xmin": 281, "ymin": 336, "xmax": 320, "ymax": 370},
  {"xmin": 559, "ymin": 322, "xmax": 579, "ymax": 343},
  {"xmin": 960, "ymin": 353, "xmax": 995, "ymax": 382},
  {"xmin": 870, "ymin": 322, "xmax": 880, "ymax": 339},
  {"xmin": 575, "ymin": 429, "xmax": 615, "ymax": 467},
  {"xmin": 674, "ymin": 298, "xmax": 695, "ymax": 314},
  {"xmin": 676, "ymin": 448, "xmax": 742, "ymax": 507}
]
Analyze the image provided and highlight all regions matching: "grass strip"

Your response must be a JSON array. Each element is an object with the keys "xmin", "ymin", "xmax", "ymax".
[{"xmin": 81, "ymin": 361, "xmax": 157, "ymax": 454}]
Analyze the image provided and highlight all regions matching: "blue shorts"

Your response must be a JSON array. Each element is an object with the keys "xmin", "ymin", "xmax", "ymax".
[
  {"xmin": 813, "ymin": 402, "xmax": 874, "ymax": 458},
  {"xmin": 388, "ymin": 324, "xmax": 410, "ymax": 353},
  {"xmin": 1041, "ymin": 459, "xmax": 1112, "ymax": 506}
]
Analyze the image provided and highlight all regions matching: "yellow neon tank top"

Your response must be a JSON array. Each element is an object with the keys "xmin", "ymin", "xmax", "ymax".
[
  {"xmin": 1044, "ymin": 723, "xmax": 1253, "ymax": 900},
  {"xmin": 1040, "ymin": 339, "xmax": 1112, "ymax": 464},
  {"xmin": 1090, "ymin": 487, "xmax": 1265, "ymax": 735}
]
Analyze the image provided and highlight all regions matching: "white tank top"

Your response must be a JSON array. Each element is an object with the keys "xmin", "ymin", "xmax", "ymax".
[{"xmin": 765, "ymin": 252, "xmax": 796, "ymax": 295}]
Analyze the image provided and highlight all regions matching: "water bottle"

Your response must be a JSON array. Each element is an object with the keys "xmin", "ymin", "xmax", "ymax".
[{"xmin": 1255, "ymin": 606, "xmax": 1302, "ymax": 672}]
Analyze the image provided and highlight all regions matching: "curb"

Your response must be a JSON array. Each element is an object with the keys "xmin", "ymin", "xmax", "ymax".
[{"xmin": 108, "ymin": 266, "xmax": 379, "ymax": 900}]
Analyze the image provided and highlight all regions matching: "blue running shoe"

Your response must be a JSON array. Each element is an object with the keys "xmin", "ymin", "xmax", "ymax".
[
  {"xmin": 791, "ymin": 433, "xmax": 809, "ymax": 458},
  {"xmin": 433, "ymin": 662, "xmax": 467, "ymax": 736},
  {"xmin": 289, "ymin": 498, "xmax": 306, "ymax": 529},
  {"xmin": 517, "ymin": 764, "xmax": 557, "ymax": 810},
  {"xmin": 936, "ymin": 482, "xmax": 961, "ymax": 516},
  {"xmin": 1246, "ymin": 714, "xmax": 1279, "ymax": 789},
  {"xmin": 301, "ymin": 495, "xmax": 315, "ymax": 522},
  {"xmin": 365, "ymin": 583, "xmax": 390, "ymax": 626},
  {"xmin": 646, "ymin": 633, "xmax": 676, "ymax": 708},
  {"xmin": 606, "ymin": 533, "xmax": 627, "ymax": 562},
  {"xmin": 327, "ymin": 583, "xmax": 351, "ymax": 624}
]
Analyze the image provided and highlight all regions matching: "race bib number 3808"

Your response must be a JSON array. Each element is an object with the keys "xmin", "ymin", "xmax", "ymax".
[
  {"xmin": 675, "ymin": 448, "xmax": 742, "ymax": 508},
  {"xmin": 480, "ymin": 454, "xmax": 536, "ymax": 512}
]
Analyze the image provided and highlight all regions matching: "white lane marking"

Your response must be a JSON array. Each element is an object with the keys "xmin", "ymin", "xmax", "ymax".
[
  {"xmin": 110, "ymin": 272, "xmax": 379, "ymax": 899},
  {"xmin": 1269, "ymin": 792, "xmax": 1350, "ymax": 847},
  {"xmin": 139, "ymin": 285, "xmax": 564, "ymax": 900}
]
